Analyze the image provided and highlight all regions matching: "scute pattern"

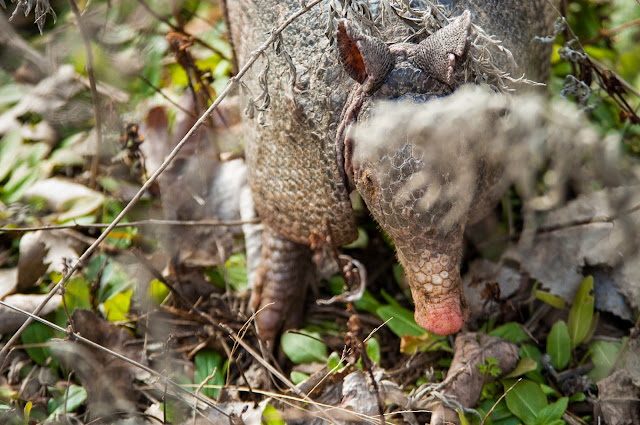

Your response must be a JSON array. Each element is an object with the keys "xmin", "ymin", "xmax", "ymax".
[
  {"xmin": 225, "ymin": 0, "xmax": 558, "ymax": 338},
  {"xmin": 227, "ymin": 2, "xmax": 358, "ymax": 246}
]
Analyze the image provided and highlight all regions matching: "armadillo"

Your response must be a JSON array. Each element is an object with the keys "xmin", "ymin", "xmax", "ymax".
[{"xmin": 224, "ymin": 0, "xmax": 557, "ymax": 341}]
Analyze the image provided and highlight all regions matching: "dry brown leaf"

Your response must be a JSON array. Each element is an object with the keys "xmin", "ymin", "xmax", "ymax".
[
  {"xmin": 504, "ymin": 186, "xmax": 640, "ymax": 319},
  {"xmin": 430, "ymin": 332, "xmax": 519, "ymax": 425},
  {"xmin": 0, "ymin": 293, "xmax": 62, "ymax": 334},
  {"xmin": 596, "ymin": 369, "xmax": 640, "ymax": 425}
]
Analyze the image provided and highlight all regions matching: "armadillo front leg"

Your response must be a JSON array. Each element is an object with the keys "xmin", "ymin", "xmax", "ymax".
[{"xmin": 251, "ymin": 226, "xmax": 316, "ymax": 344}]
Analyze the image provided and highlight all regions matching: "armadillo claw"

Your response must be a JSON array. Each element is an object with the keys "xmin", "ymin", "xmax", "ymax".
[{"xmin": 252, "ymin": 226, "xmax": 315, "ymax": 345}]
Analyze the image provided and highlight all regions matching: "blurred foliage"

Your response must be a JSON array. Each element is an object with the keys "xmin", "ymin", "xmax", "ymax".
[
  {"xmin": 550, "ymin": 0, "xmax": 640, "ymax": 151},
  {"xmin": 0, "ymin": 0, "xmax": 637, "ymax": 423}
]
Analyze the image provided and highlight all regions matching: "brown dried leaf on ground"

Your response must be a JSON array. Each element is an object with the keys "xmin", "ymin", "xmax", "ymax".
[
  {"xmin": 430, "ymin": 332, "xmax": 519, "ymax": 425},
  {"xmin": 0, "ymin": 293, "xmax": 62, "ymax": 334},
  {"xmin": 0, "ymin": 268, "xmax": 17, "ymax": 299},
  {"xmin": 463, "ymin": 259, "xmax": 523, "ymax": 317},
  {"xmin": 192, "ymin": 399, "xmax": 267, "ymax": 425},
  {"xmin": 24, "ymin": 178, "xmax": 105, "ymax": 223},
  {"xmin": 626, "ymin": 336, "xmax": 640, "ymax": 387},
  {"xmin": 16, "ymin": 229, "xmax": 86, "ymax": 291},
  {"xmin": 52, "ymin": 309, "xmax": 147, "ymax": 417},
  {"xmin": 289, "ymin": 368, "xmax": 410, "ymax": 425},
  {"xmin": 595, "ymin": 369, "xmax": 640, "ymax": 425},
  {"xmin": 503, "ymin": 185, "xmax": 640, "ymax": 320}
]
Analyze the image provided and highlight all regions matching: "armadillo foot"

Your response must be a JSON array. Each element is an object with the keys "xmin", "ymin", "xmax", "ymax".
[{"xmin": 251, "ymin": 226, "xmax": 316, "ymax": 345}]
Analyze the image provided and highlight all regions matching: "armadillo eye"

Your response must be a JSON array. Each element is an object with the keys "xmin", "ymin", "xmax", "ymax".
[{"xmin": 361, "ymin": 169, "xmax": 377, "ymax": 201}]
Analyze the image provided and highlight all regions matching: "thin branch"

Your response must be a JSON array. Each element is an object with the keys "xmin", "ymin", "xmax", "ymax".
[
  {"xmin": 475, "ymin": 201, "xmax": 640, "ymax": 250},
  {"xmin": 589, "ymin": 56, "xmax": 640, "ymax": 99},
  {"xmin": 0, "ymin": 218, "xmax": 260, "ymax": 233},
  {"xmin": 67, "ymin": 0, "xmax": 102, "ymax": 189},
  {"xmin": 135, "ymin": 0, "xmax": 229, "ymax": 59},
  {"xmin": 537, "ymin": 202, "xmax": 640, "ymax": 234},
  {"xmin": 0, "ymin": 300, "xmax": 231, "ymax": 419},
  {"xmin": 0, "ymin": 0, "xmax": 325, "ymax": 364},
  {"xmin": 138, "ymin": 74, "xmax": 198, "ymax": 118},
  {"xmin": 585, "ymin": 17, "xmax": 640, "ymax": 44}
]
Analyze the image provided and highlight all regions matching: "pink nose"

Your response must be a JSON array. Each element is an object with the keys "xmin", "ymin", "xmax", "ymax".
[
  {"xmin": 414, "ymin": 295, "xmax": 467, "ymax": 335},
  {"xmin": 411, "ymin": 288, "xmax": 469, "ymax": 335}
]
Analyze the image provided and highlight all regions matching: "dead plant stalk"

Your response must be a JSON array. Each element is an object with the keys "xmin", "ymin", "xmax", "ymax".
[{"xmin": 67, "ymin": 0, "xmax": 102, "ymax": 189}]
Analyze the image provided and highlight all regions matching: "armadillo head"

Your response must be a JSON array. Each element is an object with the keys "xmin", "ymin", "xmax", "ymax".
[{"xmin": 336, "ymin": 12, "xmax": 473, "ymax": 335}]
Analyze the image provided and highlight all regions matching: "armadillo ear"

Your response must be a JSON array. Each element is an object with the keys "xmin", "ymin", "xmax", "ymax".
[
  {"xmin": 415, "ymin": 10, "xmax": 471, "ymax": 86},
  {"xmin": 337, "ymin": 19, "xmax": 394, "ymax": 89}
]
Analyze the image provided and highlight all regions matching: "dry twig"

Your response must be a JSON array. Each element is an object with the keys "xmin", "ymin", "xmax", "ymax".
[
  {"xmin": 0, "ymin": 218, "xmax": 260, "ymax": 234},
  {"xmin": 67, "ymin": 0, "xmax": 103, "ymax": 189}
]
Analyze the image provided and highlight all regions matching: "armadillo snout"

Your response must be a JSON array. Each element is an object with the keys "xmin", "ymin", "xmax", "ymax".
[
  {"xmin": 404, "ymin": 252, "xmax": 469, "ymax": 335},
  {"xmin": 411, "ymin": 286, "xmax": 469, "ymax": 335}
]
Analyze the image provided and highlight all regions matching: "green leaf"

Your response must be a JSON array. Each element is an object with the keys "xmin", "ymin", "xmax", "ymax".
[
  {"xmin": 504, "ymin": 357, "xmax": 539, "ymax": 378},
  {"xmin": 47, "ymin": 385, "xmax": 87, "ymax": 418},
  {"xmin": 104, "ymin": 226, "xmax": 137, "ymax": 249},
  {"xmin": 365, "ymin": 337, "xmax": 380, "ymax": 365},
  {"xmin": 536, "ymin": 397, "xmax": 568, "ymax": 425},
  {"xmin": 103, "ymin": 290, "xmax": 132, "ymax": 322},
  {"xmin": 0, "ymin": 385, "xmax": 17, "ymax": 402},
  {"xmin": 589, "ymin": 340, "xmax": 621, "ymax": 382},
  {"xmin": 57, "ymin": 192, "xmax": 105, "ymax": 223},
  {"xmin": 400, "ymin": 332, "xmax": 451, "ymax": 355},
  {"xmin": 281, "ymin": 330, "xmax": 327, "ymax": 364},
  {"xmin": 21, "ymin": 321, "xmax": 56, "ymax": 366},
  {"xmin": 0, "ymin": 130, "xmax": 22, "ymax": 182},
  {"xmin": 206, "ymin": 267, "xmax": 226, "ymax": 289},
  {"xmin": 479, "ymin": 398, "xmax": 516, "ymax": 423},
  {"xmin": 262, "ymin": 404, "xmax": 285, "ymax": 425},
  {"xmin": 290, "ymin": 371, "xmax": 309, "ymax": 385},
  {"xmin": 343, "ymin": 227, "xmax": 369, "ymax": 249},
  {"xmin": 24, "ymin": 401, "xmax": 32, "ymax": 423},
  {"xmin": 1, "ymin": 162, "xmax": 42, "ymax": 204},
  {"xmin": 540, "ymin": 384, "xmax": 560, "ymax": 398},
  {"xmin": 327, "ymin": 351, "xmax": 344, "ymax": 371},
  {"xmin": 355, "ymin": 290, "xmax": 383, "ymax": 314},
  {"xmin": 457, "ymin": 408, "xmax": 470, "ymax": 425},
  {"xmin": 194, "ymin": 349, "xmax": 226, "ymax": 399},
  {"xmin": 97, "ymin": 261, "xmax": 131, "ymax": 303},
  {"xmin": 392, "ymin": 263, "xmax": 405, "ymax": 286},
  {"xmin": 148, "ymin": 279, "xmax": 170, "ymax": 304},
  {"xmin": 535, "ymin": 290, "xmax": 566, "ymax": 310},
  {"xmin": 204, "ymin": 255, "xmax": 249, "ymax": 291},
  {"xmin": 505, "ymin": 380, "xmax": 548, "ymax": 425},
  {"xmin": 568, "ymin": 276, "xmax": 594, "ymax": 348},
  {"xmin": 64, "ymin": 275, "xmax": 92, "ymax": 312},
  {"xmin": 569, "ymin": 392, "xmax": 586, "ymax": 403},
  {"xmin": 0, "ymin": 83, "xmax": 25, "ymax": 109},
  {"xmin": 519, "ymin": 344, "xmax": 545, "ymax": 383},
  {"xmin": 547, "ymin": 321, "xmax": 571, "ymax": 371},
  {"xmin": 376, "ymin": 304, "xmax": 425, "ymax": 337},
  {"xmin": 489, "ymin": 322, "xmax": 530, "ymax": 343},
  {"xmin": 224, "ymin": 254, "xmax": 248, "ymax": 291}
]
